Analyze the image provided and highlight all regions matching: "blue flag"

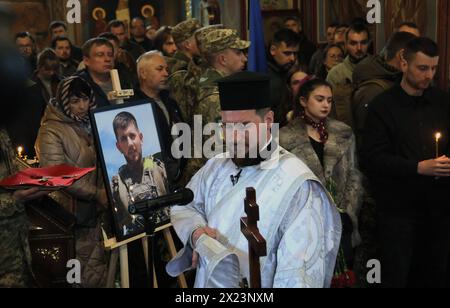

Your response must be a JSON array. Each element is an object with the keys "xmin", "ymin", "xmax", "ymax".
[{"xmin": 248, "ymin": 0, "xmax": 267, "ymax": 73}]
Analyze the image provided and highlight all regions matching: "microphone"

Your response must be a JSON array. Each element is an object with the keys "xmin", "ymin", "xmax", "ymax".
[{"xmin": 128, "ymin": 188, "xmax": 194, "ymax": 215}]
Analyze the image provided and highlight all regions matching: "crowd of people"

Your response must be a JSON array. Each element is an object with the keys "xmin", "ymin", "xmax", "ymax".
[{"xmin": 1, "ymin": 6, "xmax": 450, "ymax": 288}]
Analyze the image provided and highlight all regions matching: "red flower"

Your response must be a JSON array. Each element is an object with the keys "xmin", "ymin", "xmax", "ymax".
[{"xmin": 331, "ymin": 270, "xmax": 356, "ymax": 288}]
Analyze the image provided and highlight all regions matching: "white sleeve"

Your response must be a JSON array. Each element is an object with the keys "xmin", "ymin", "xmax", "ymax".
[{"xmin": 273, "ymin": 180, "xmax": 342, "ymax": 288}]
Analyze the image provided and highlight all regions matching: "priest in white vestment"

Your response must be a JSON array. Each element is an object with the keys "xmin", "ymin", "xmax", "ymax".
[{"xmin": 167, "ymin": 72, "xmax": 342, "ymax": 288}]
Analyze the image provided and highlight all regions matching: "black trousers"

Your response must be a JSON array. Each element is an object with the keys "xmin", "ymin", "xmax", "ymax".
[{"xmin": 378, "ymin": 212, "xmax": 450, "ymax": 288}]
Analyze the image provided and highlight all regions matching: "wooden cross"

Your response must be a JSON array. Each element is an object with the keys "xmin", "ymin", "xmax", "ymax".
[
  {"xmin": 108, "ymin": 69, "xmax": 134, "ymax": 104},
  {"xmin": 240, "ymin": 187, "xmax": 267, "ymax": 289}
]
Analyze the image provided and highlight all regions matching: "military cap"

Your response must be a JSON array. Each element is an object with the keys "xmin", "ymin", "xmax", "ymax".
[
  {"xmin": 172, "ymin": 18, "xmax": 201, "ymax": 44},
  {"xmin": 217, "ymin": 72, "xmax": 271, "ymax": 111},
  {"xmin": 202, "ymin": 29, "xmax": 251, "ymax": 54},
  {"xmin": 195, "ymin": 24, "xmax": 223, "ymax": 43}
]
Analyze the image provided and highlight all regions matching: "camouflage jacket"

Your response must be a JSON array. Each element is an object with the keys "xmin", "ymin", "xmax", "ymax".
[
  {"xmin": 166, "ymin": 51, "xmax": 191, "ymax": 75},
  {"xmin": 0, "ymin": 129, "xmax": 24, "ymax": 219},
  {"xmin": 195, "ymin": 68, "xmax": 225, "ymax": 124},
  {"xmin": 0, "ymin": 129, "xmax": 31, "ymax": 288}
]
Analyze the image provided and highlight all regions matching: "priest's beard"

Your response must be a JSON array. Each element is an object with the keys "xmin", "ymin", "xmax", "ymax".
[{"xmin": 229, "ymin": 140, "xmax": 275, "ymax": 168}]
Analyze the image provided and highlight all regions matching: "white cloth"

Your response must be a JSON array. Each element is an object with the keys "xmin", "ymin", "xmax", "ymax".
[{"xmin": 167, "ymin": 147, "xmax": 342, "ymax": 288}]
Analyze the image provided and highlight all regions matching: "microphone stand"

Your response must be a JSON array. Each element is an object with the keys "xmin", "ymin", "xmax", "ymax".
[{"xmin": 130, "ymin": 203, "xmax": 162, "ymax": 289}]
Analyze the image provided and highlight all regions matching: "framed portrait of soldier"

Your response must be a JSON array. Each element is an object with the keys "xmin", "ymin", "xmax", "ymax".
[{"xmin": 91, "ymin": 101, "xmax": 171, "ymax": 241}]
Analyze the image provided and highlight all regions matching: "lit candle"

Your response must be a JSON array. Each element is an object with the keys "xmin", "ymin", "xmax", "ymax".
[
  {"xmin": 17, "ymin": 146, "xmax": 23, "ymax": 158},
  {"xmin": 435, "ymin": 132, "xmax": 442, "ymax": 158}
]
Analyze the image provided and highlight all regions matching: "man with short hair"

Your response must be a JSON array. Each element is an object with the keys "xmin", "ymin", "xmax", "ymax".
[
  {"xmin": 111, "ymin": 111, "xmax": 169, "ymax": 236},
  {"xmin": 353, "ymin": 31, "xmax": 417, "ymax": 146},
  {"xmin": 168, "ymin": 71, "xmax": 341, "ymax": 288},
  {"xmin": 130, "ymin": 17, "xmax": 153, "ymax": 52},
  {"xmin": 134, "ymin": 51, "xmax": 183, "ymax": 183},
  {"xmin": 15, "ymin": 32, "xmax": 37, "ymax": 75},
  {"xmin": 283, "ymin": 16, "xmax": 316, "ymax": 67},
  {"xmin": 267, "ymin": 28, "xmax": 299, "ymax": 126},
  {"xmin": 48, "ymin": 21, "xmax": 83, "ymax": 62},
  {"xmin": 107, "ymin": 19, "xmax": 145, "ymax": 61},
  {"xmin": 327, "ymin": 23, "xmax": 371, "ymax": 88},
  {"xmin": 396, "ymin": 22, "xmax": 421, "ymax": 37},
  {"xmin": 76, "ymin": 37, "xmax": 128, "ymax": 107},
  {"xmin": 52, "ymin": 36, "xmax": 79, "ymax": 77},
  {"xmin": 326, "ymin": 23, "xmax": 370, "ymax": 127},
  {"xmin": 178, "ymin": 29, "xmax": 250, "ymax": 187},
  {"xmin": 362, "ymin": 37, "xmax": 450, "ymax": 288}
]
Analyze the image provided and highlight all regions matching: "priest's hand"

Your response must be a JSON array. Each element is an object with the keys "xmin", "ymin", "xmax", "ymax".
[
  {"xmin": 191, "ymin": 226, "xmax": 218, "ymax": 268},
  {"xmin": 12, "ymin": 187, "xmax": 50, "ymax": 203},
  {"xmin": 418, "ymin": 156, "xmax": 450, "ymax": 177}
]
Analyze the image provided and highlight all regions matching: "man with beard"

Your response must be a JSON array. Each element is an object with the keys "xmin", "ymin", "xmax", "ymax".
[
  {"xmin": 111, "ymin": 111, "xmax": 169, "ymax": 237},
  {"xmin": 362, "ymin": 38, "xmax": 450, "ymax": 287},
  {"xmin": 283, "ymin": 16, "xmax": 317, "ymax": 68},
  {"xmin": 267, "ymin": 29, "xmax": 299, "ymax": 127},
  {"xmin": 326, "ymin": 22, "xmax": 370, "ymax": 127},
  {"xmin": 167, "ymin": 71, "xmax": 341, "ymax": 288},
  {"xmin": 52, "ymin": 36, "xmax": 79, "ymax": 77},
  {"xmin": 15, "ymin": 32, "xmax": 37, "ymax": 76},
  {"xmin": 326, "ymin": 22, "xmax": 370, "ymax": 88}
]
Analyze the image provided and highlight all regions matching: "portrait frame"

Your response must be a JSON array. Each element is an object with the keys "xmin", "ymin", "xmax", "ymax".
[{"xmin": 90, "ymin": 101, "xmax": 171, "ymax": 242}]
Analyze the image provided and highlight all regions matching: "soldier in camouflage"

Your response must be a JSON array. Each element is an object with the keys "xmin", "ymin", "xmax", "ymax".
[
  {"xmin": 170, "ymin": 24, "xmax": 224, "ymax": 127},
  {"xmin": 0, "ymin": 132, "xmax": 51, "ymax": 288},
  {"xmin": 178, "ymin": 29, "xmax": 250, "ymax": 187},
  {"xmin": 195, "ymin": 29, "xmax": 250, "ymax": 124},
  {"xmin": 0, "ymin": 9, "xmax": 51, "ymax": 287},
  {"xmin": 111, "ymin": 112, "xmax": 169, "ymax": 237},
  {"xmin": 167, "ymin": 18, "xmax": 201, "ymax": 75}
]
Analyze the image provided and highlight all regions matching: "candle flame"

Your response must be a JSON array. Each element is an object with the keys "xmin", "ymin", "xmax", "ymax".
[
  {"xmin": 436, "ymin": 133, "xmax": 442, "ymax": 141},
  {"xmin": 17, "ymin": 146, "xmax": 23, "ymax": 154}
]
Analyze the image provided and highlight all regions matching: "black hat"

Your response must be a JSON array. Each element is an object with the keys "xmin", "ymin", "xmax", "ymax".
[{"xmin": 217, "ymin": 71, "xmax": 271, "ymax": 111}]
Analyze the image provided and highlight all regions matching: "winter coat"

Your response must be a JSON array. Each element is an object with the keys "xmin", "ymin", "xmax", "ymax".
[{"xmin": 280, "ymin": 117, "xmax": 363, "ymax": 245}]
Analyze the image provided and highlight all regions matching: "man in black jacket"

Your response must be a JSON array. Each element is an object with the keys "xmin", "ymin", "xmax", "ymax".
[
  {"xmin": 284, "ymin": 16, "xmax": 316, "ymax": 68},
  {"xmin": 76, "ymin": 37, "xmax": 132, "ymax": 108},
  {"xmin": 267, "ymin": 29, "xmax": 299, "ymax": 127},
  {"xmin": 362, "ymin": 37, "xmax": 450, "ymax": 288}
]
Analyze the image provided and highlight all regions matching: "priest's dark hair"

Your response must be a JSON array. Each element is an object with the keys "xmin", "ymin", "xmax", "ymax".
[
  {"xmin": 113, "ymin": 112, "xmax": 140, "ymax": 140},
  {"xmin": 293, "ymin": 78, "xmax": 332, "ymax": 118},
  {"xmin": 403, "ymin": 37, "xmax": 439, "ymax": 62}
]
